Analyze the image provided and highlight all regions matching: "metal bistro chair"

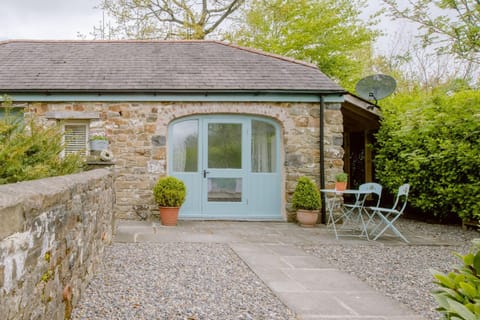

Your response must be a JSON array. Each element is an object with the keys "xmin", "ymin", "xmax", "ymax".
[
  {"xmin": 342, "ymin": 183, "xmax": 382, "ymax": 239},
  {"xmin": 368, "ymin": 183, "xmax": 410, "ymax": 243}
]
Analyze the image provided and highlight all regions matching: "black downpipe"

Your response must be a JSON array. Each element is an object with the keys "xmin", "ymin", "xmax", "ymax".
[{"xmin": 319, "ymin": 96, "xmax": 326, "ymax": 224}]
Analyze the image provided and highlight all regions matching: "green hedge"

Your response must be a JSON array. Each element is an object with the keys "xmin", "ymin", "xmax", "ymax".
[{"xmin": 375, "ymin": 90, "xmax": 480, "ymax": 222}]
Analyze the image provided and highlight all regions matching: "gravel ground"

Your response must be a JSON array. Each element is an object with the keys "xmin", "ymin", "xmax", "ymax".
[
  {"xmin": 72, "ymin": 243, "xmax": 296, "ymax": 320},
  {"xmin": 303, "ymin": 218, "xmax": 479, "ymax": 320}
]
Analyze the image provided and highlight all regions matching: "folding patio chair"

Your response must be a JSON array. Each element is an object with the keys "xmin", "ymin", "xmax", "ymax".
[
  {"xmin": 342, "ymin": 183, "xmax": 382, "ymax": 238},
  {"xmin": 368, "ymin": 183, "xmax": 410, "ymax": 243}
]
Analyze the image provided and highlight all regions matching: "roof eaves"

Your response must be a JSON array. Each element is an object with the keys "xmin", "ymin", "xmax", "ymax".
[
  {"xmin": 344, "ymin": 92, "xmax": 381, "ymax": 116},
  {"xmin": 2, "ymin": 88, "xmax": 347, "ymax": 95}
]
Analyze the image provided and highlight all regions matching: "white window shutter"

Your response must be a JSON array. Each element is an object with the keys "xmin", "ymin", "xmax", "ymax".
[{"xmin": 64, "ymin": 124, "xmax": 87, "ymax": 155}]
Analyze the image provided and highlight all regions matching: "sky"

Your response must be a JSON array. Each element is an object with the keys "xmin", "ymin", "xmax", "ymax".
[{"xmin": 1, "ymin": 0, "xmax": 102, "ymax": 40}]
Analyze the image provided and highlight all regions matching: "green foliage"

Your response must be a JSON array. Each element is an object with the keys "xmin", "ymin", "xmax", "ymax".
[
  {"xmin": 0, "ymin": 101, "xmax": 84, "ymax": 184},
  {"xmin": 335, "ymin": 172, "xmax": 348, "ymax": 182},
  {"xmin": 226, "ymin": 0, "xmax": 379, "ymax": 89},
  {"xmin": 375, "ymin": 90, "xmax": 480, "ymax": 221},
  {"xmin": 153, "ymin": 176, "xmax": 187, "ymax": 207},
  {"xmin": 431, "ymin": 239, "xmax": 480, "ymax": 319},
  {"xmin": 89, "ymin": 135, "xmax": 108, "ymax": 141},
  {"xmin": 292, "ymin": 176, "xmax": 321, "ymax": 210}
]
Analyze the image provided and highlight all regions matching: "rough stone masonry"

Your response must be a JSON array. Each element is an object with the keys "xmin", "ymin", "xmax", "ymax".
[{"xmin": 0, "ymin": 169, "xmax": 114, "ymax": 320}]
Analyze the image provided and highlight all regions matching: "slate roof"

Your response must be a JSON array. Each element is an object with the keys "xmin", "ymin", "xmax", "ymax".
[{"xmin": 0, "ymin": 40, "xmax": 344, "ymax": 94}]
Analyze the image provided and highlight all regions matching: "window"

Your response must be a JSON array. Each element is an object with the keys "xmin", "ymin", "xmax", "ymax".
[
  {"xmin": 63, "ymin": 122, "xmax": 88, "ymax": 155},
  {"xmin": 45, "ymin": 112, "xmax": 98, "ymax": 157},
  {"xmin": 0, "ymin": 107, "xmax": 24, "ymax": 120}
]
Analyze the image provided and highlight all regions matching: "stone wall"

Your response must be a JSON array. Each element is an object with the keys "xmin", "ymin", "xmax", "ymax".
[
  {"xmin": 0, "ymin": 169, "xmax": 115, "ymax": 320},
  {"xmin": 26, "ymin": 101, "xmax": 344, "ymax": 220}
]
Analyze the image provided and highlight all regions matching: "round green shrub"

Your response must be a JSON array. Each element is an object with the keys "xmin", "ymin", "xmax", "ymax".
[
  {"xmin": 291, "ymin": 176, "xmax": 321, "ymax": 210},
  {"xmin": 152, "ymin": 176, "xmax": 186, "ymax": 207},
  {"xmin": 335, "ymin": 172, "xmax": 348, "ymax": 182}
]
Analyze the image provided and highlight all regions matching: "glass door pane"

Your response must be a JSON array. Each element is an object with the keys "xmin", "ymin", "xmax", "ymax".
[
  {"xmin": 251, "ymin": 120, "xmax": 277, "ymax": 172},
  {"xmin": 208, "ymin": 178, "xmax": 242, "ymax": 202},
  {"xmin": 172, "ymin": 120, "xmax": 198, "ymax": 172},
  {"xmin": 207, "ymin": 123, "xmax": 242, "ymax": 169}
]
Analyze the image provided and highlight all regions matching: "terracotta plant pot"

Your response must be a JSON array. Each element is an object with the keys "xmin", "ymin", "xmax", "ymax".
[
  {"xmin": 159, "ymin": 207, "xmax": 180, "ymax": 226},
  {"xmin": 296, "ymin": 209, "xmax": 320, "ymax": 227},
  {"xmin": 335, "ymin": 182, "xmax": 347, "ymax": 191}
]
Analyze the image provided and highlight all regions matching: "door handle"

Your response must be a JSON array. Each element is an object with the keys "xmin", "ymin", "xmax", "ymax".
[{"xmin": 203, "ymin": 170, "xmax": 210, "ymax": 178}]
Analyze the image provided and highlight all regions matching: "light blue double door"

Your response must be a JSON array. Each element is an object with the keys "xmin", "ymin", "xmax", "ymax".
[{"xmin": 169, "ymin": 115, "xmax": 281, "ymax": 220}]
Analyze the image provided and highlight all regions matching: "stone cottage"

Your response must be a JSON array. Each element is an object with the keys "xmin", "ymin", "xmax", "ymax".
[{"xmin": 0, "ymin": 40, "xmax": 353, "ymax": 221}]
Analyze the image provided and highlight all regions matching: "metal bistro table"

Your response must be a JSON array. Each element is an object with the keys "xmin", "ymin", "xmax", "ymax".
[{"xmin": 320, "ymin": 189, "xmax": 372, "ymax": 240}]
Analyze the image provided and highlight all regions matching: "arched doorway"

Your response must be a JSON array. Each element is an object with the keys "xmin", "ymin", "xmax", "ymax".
[{"xmin": 168, "ymin": 115, "xmax": 282, "ymax": 220}]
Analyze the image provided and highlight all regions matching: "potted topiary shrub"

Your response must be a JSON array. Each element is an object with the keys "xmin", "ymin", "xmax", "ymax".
[
  {"xmin": 89, "ymin": 135, "xmax": 109, "ymax": 151},
  {"xmin": 153, "ymin": 176, "xmax": 186, "ymax": 226},
  {"xmin": 335, "ymin": 172, "xmax": 348, "ymax": 191},
  {"xmin": 292, "ymin": 176, "xmax": 322, "ymax": 227}
]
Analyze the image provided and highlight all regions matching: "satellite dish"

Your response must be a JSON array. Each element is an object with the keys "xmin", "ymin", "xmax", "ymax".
[{"xmin": 355, "ymin": 74, "xmax": 396, "ymax": 106}]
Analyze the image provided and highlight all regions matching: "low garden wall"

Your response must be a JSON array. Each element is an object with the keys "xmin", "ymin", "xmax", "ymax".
[{"xmin": 0, "ymin": 169, "xmax": 115, "ymax": 320}]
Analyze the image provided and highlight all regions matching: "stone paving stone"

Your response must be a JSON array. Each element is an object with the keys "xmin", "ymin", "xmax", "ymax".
[
  {"xmin": 263, "ymin": 244, "xmax": 310, "ymax": 256},
  {"xmin": 280, "ymin": 255, "xmax": 333, "ymax": 269},
  {"xmin": 267, "ymin": 280, "xmax": 307, "ymax": 292},
  {"xmin": 238, "ymin": 252, "xmax": 294, "ymax": 269},
  {"xmin": 275, "ymin": 291, "xmax": 355, "ymax": 316},
  {"xmin": 281, "ymin": 268, "xmax": 374, "ymax": 291},
  {"xmin": 135, "ymin": 233, "xmax": 181, "ymax": 242},
  {"xmin": 335, "ymin": 292, "xmax": 418, "ymax": 316}
]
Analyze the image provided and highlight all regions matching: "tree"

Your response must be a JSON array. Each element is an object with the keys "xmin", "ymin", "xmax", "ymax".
[
  {"xmin": 381, "ymin": 0, "xmax": 480, "ymax": 65},
  {"xmin": 226, "ymin": 0, "xmax": 379, "ymax": 89},
  {"xmin": 371, "ymin": 33, "xmax": 478, "ymax": 93},
  {"xmin": 94, "ymin": 0, "xmax": 245, "ymax": 39}
]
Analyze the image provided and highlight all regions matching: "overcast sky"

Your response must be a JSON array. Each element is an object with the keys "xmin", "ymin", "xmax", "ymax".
[{"xmin": 1, "ymin": 0, "xmax": 101, "ymax": 40}]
